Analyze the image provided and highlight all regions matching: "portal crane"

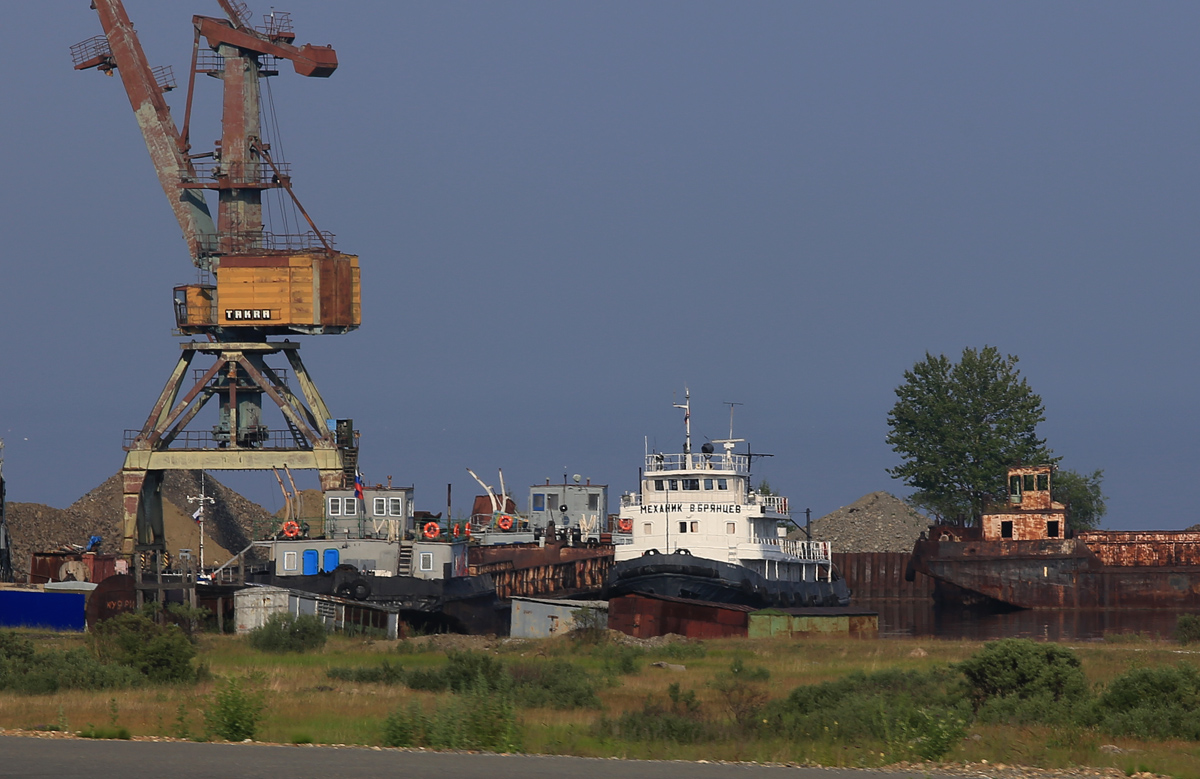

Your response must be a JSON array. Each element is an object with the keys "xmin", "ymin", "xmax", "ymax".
[{"xmin": 72, "ymin": 1, "xmax": 363, "ymax": 591}]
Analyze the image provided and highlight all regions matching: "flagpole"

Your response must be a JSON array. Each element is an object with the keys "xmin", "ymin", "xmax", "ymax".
[{"xmin": 187, "ymin": 473, "xmax": 216, "ymax": 573}]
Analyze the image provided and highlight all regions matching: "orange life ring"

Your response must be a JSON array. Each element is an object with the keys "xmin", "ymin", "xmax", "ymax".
[
  {"xmin": 282, "ymin": 520, "xmax": 300, "ymax": 539},
  {"xmin": 617, "ymin": 517, "xmax": 633, "ymax": 533},
  {"xmin": 423, "ymin": 522, "xmax": 440, "ymax": 539},
  {"xmin": 497, "ymin": 515, "xmax": 513, "ymax": 531},
  {"xmin": 452, "ymin": 523, "xmax": 462, "ymax": 537},
  {"xmin": 466, "ymin": 523, "xmax": 472, "ymax": 537}
]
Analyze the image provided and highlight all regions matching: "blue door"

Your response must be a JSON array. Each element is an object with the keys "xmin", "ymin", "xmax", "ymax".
[
  {"xmin": 322, "ymin": 548, "xmax": 340, "ymax": 573},
  {"xmin": 302, "ymin": 549, "xmax": 319, "ymax": 575}
]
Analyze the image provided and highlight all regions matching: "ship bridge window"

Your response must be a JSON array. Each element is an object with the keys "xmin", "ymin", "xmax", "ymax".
[
  {"xmin": 1023, "ymin": 474, "xmax": 1035, "ymax": 492},
  {"xmin": 1047, "ymin": 520, "xmax": 1060, "ymax": 538},
  {"xmin": 343, "ymin": 499, "xmax": 357, "ymax": 517},
  {"xmin": 1001, "ymin": 520, "xmax": 1013, "ymax": 539},
  {"xmin": 653, "ymin": 480, "xmax": 664, "ymax": 491},
  {"xmin": 547, "ymin": 494, "xmax": 559, "ymax": 511},
  {"xmin": 389, "ymin": 498, "xmax": 404, "ymax": 516},
  {"xmin": 588, "ymin": 494, "xmax": 599, "ymax": 510},
  {"xmin": 328, "ymin": 498, "xmax": 342, "ymax": 516},
  {"xmin": 678, "ymin": 521, "xmax": 688, "ymax": 533},
  {"xmin": 704, "ymin": 478, "xmax": 713, "ymax": 490},
  {"xmin": 668, "ymin": 479, "xmax": 678, "ymax": 490},
  {"xmin": 717, "ymin": 479, "xmax": 728, "ymax": 490},
  {"xmin": 532, "ymin": 493, "xmax": 545, "ymax": 511},
  {"xmin": 1037, "ymin": 474, "xmax": 1049, "ymax": 491},
  {"xmin": 1010, "ymin": 475, "xmax": 1021, "ymax": 495},
  {"xmin": 681, "ymin": 479, "xmax": 700, "ymax": 491},
  {"xmin": 373, "ymin": 497, "xmax": 386, "ymax": 516}
]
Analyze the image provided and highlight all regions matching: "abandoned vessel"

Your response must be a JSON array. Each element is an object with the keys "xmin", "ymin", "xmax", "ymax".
[
  {"xmin": 603, "ymin": 392, "xmax": 850, "ymax": 608},
  {"xmin": 908, "ymin": 465, "xmax": 1200, "ymax": 609}
]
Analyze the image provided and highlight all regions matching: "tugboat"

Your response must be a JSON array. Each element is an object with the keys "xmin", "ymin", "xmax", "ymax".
[{"xmin": 603, "ymin": 391, "xmax": 850, "ymax": 608}]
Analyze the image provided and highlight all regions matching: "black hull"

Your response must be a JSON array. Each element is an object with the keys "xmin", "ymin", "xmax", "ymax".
[
  {"xmin": 247, "ymin": 568, "xmax": 504, "ymax": 633},
  {"xmin": 603, "ymin": 550, "xmax": 850, "ymax": 608}
]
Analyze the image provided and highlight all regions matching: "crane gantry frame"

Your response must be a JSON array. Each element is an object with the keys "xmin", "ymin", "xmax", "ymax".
[{"xmin": 73, "ymin": 0, "xmax": 363, "ymax": 595}]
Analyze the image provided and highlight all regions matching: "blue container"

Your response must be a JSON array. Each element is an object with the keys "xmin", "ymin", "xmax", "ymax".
[
  {"xmin": 302, "ymin": 549, "xmax": 319, "ymax": 576},
  {"xmin": 0, "ymin": 590, "xmax": 86, "ymax": 631},
  {"xmin": 322, "ymin": 548, "xmax": 339, "ymax": 573}
]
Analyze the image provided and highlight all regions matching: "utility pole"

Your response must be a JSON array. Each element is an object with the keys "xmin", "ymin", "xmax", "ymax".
[{"xmin": 187, "ymin": 473, "xmax": 215, "ymax": 572}]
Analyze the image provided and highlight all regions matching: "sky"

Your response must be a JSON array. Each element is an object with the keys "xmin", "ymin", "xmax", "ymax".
[{"xmin": 0, "ymin": 1, "xmax": 1197, "ymax": 530}]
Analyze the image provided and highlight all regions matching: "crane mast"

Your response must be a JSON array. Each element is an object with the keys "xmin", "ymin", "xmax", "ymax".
[{"xmin": 72, "ymin": 1, "xmax": 363, "ymax": 596}]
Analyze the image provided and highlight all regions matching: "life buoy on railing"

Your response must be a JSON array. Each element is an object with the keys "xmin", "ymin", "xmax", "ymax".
[
  {"xmin": 617, "ymin": 517, "xmax": 633, "ymax": 533},
  {"xmin": 423, "ymin": 522, "xmax": 440, "ymax": 539},
  {"xmin": 282, "ymin": 520, "xmax": 300, "ymax": 539},
  {"xmin": 497, "ymin": 515, "xmax": 514, "ymax": 531},
  {"xmin": 452, "ymin": 523, "xmax": 461, "ymax": 538},
  {"xmin": 466, "ymin": 523, "xmax": 472, "ymax": 537}
]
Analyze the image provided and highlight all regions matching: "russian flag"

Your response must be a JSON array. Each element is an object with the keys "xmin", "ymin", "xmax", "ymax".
[{"xmin": 354, "ymin": 472, "xmax": 365, "ymax": 502}]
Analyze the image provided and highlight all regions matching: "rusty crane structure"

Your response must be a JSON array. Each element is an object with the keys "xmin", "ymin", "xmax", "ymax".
[{"xmin": 72, "ymin": 0, "xmax": 361, "ymax": 597}]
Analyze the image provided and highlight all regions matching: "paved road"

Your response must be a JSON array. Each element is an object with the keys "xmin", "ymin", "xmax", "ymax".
[{"xmin": 0, "ymin": 736, "xmax": 936, "ymax": 779}]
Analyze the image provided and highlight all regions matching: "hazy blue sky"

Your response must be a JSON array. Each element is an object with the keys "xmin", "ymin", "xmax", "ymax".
[{"xmin": 1, "ymin": 2, "xmax": 1197, "ymax": 530}]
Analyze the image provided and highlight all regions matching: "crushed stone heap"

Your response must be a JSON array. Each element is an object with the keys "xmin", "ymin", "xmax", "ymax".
[
  {"xmin": 6, "ymin": 470, "xmax": 274, "ymax": 578},
  {"xmin": 789, "ymin": 491, "xmax": 932, "ymax": 553}
]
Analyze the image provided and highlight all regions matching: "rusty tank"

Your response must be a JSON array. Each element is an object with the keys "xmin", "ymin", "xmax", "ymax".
[{"xmin": 907, "ymin": 465, "xmax": 1200, "ymax": 609}]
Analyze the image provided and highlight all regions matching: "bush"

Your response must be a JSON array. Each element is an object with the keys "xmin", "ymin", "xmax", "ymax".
[
  {"xmin": 1095, "ymin": 665, "xmax": 1200, "ymax": 740},
  {"xmin": 958, "ymin": 638, "xmax": 1089, "ymax": 708},
  {"xmin": 205, "ymin": 677, "xmax": 266, "ymax": 741},
  {"xmin": 593, "ymin": 643, "xmax": 643, "ymax": 676},
  {"xmin": 597, "ymin": 689, "xmax": 710, "ymax": 744},
  {"xmin": 709, "ymin": 657, "xmax": 771, "ymax": 729},
  {"xmin": 246, "ymin": 613, "xmax": 327, "ymax": 654},
  {"xmin": 382, "ymin": 676, "xmax": 522, "ymax": 751},
  {"xmin": 0, "ymin": 629, "xmax": 147, "ymax": 693},
  {"xmin": 327, "ymin": 660, "xmax": 407, "ymax": 685},
  {"xmin": 90, "ymin": 613, "xmax": 197, "ymax": 683},
  {"xmin": 1176, "ymin": 614, "xmax": 1200, "ymax": 645},
  {"xmin": 765, "ymin": 665, "xmax": 968, "ymax": 758},
  {"xmin": 509, "ymin": 659, "xmax": 600, "ymax": 709}
]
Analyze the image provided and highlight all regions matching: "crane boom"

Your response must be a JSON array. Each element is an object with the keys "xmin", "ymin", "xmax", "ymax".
[{"xmin": 74, "ymin": 0, "xmax": 217, "ymax": 268}]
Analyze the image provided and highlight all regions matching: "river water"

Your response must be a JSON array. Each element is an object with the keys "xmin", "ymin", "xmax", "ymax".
[{"xmin": 861, "ymin": 600, "xmax": 1188, "ymax": 642}]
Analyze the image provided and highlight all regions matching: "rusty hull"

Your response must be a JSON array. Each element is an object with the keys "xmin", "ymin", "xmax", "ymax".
[
  {"xmin": 909, "ymin": 527, "xmax": 1200, "ymax": 609},
  {"xmin": 468, "ymin": 540, "xmax": 614, "ymax": 601}
]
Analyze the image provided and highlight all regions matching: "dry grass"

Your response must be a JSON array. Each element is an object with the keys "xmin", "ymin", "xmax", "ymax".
[{"xmin": 5, "ymin": 629, "xmax": 1200, "ymax": 775}]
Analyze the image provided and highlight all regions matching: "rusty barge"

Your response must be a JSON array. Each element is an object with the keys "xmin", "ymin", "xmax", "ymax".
[{"xmin": 908, "ymin": 465, "xmax": 1200, "ymax": 609}]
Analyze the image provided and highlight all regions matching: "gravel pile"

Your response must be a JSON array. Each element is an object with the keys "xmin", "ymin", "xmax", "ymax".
[
  {"xmin": 5, "ymin": 470, "xmax": 273, "ymax": 578},
  {"xmin": 789, "ymin": 491, "xmax": 932, "ymax": 553}
]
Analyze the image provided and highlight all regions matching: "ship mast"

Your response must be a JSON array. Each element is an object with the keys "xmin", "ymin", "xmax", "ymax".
[{"xmin": 673, "ymin": 387, "xmax": 691, "ymax": 465}]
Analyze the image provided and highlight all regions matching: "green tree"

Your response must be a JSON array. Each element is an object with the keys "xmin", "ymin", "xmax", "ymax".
[
  {"xmin": 886, "ymin": 346, "xmax": 1056, "ymax": 525},
  {"xmin": 1051, "ymin": 468, "xmax": 1106, "ymax": 531}
]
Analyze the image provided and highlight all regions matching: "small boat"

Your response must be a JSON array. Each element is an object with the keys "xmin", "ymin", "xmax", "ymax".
[{"xmin": 603, "ymin": 391, "xmax": 849, "ymax": 608}]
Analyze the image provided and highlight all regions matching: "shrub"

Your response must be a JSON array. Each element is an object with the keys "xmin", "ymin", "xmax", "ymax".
[
  {"xmin": 0, "ymin": 629, "xmax": 145, "ymax": 693},
  {"xmin": 709, "ymin": 657, "xmax": 771, "ymax": 728},
  {"xmin": 593, "ymin": 643, "xmax": 643, "ymax": 676},
  {"xmin": 205, "ymin": 677, "xmax": 266, "ymax": 741},
  {"xmin": 509, "ymin": 659, "xmax": 600, "ymax": 709},
  {"xmin": 246, "ymin": 613, "xmax": 327, "ymax": 654},
  {"xmin": 1095, "ymin": 665, "xmax": 1200, "ymax": 740},
  {"xmin": 382, "ymin": 676, "xmax": 522, "ymax": 751},
  {"xmin": 1176, "ymin": 614, "xmax": 1200, "ymax": 645},
  {"xmin": 90, "ymin": 613, "xmax": 196, "ymax": 683},
  {"xmin": 597, "ymin": 690, "xmax": 710, "ymax": 744},
  {"xmin": 764, "ymin": 665, "xmax": 968, "ymax": 756},
  {"xmin": 958, "ymin": 638, "xmax": 1089, "ymax": 708},
  {"xmin": 327, "ymin": 660, "xmax": 407, "ymax": 685},
  {"xmin": 569, "ymin": 606, "xmax": 609, "ymax": 644}
]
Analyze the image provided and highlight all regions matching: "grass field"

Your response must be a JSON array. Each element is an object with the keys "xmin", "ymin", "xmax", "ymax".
[{"xmin": 4, "ymin": 628, "xmax": 1200, "ymax": 776}]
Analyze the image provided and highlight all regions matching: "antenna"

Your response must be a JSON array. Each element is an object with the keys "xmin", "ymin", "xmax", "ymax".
[{"xmin": 723, "ymin": 401, "xmax": 742, "ymax": 440}]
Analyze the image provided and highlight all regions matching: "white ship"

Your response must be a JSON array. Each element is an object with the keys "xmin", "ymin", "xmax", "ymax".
[{"xmin": 604, "ymin": 391, "xmax": 849, "ymax": 608}]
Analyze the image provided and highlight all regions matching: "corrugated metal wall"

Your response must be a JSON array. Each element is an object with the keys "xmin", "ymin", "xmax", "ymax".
[{"xmin": 833, "ymin": 552, "xmax": 934, "ymax": 600}]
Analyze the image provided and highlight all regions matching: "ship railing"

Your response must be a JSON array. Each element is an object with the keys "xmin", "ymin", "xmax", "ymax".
[
  {"xmin": 620, "ymin": 493, "xmax": 643, "ymax": 508},
  {"xmin": 748, "ymin": 494, "xmax": 789, "ymax": 514},
  {"xmin": 644, "ymin": 453, "xmax": 748, "ymax": 474},
  {"xmin": 749, "ymin": 536, "xmax": 831, "ymax": 561}
]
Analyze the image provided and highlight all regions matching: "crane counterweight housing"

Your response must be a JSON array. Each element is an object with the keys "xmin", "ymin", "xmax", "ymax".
[{"xmin": 74, "ymin": 0, "xmax": 360, "ymax": 338}]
